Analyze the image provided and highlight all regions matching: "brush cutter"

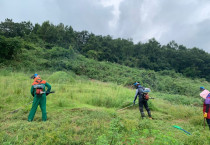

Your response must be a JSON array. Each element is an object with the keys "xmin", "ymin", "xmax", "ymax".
[
  {"xmin": 117, "ymin": 104, "xmax": 134, "ymax": 112},
  {"xmin": 172, "ymin": 125, "xmax": 191, "ymax": 135},
  {"xmin": 10, "ymin": 91, "xmax": 55, "ymax": 113},
  {"xmin": 117, "ymin": 97, "xmax": 155, "ymax": 112},
  {"xmin": 204, "ymin": 118, "xmax": 206, "ymax": 129},
  {"xmin": 10, "ymin": 101, "xmax": 34, "ymax": 114}
]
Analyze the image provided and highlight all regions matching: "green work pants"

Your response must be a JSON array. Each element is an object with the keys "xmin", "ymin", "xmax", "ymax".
[{"xmin": 28, "ymin": 95, "xmax": 47, "ymax": 121}]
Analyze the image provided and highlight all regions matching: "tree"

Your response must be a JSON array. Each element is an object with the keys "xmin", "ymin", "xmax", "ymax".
[
  {"xmin": 0, "ymin": 36, "xmax": 22, "ymax": 62},
  {"xmin": 0, "ymin": 18, "xmax": 33, "ymax": 37}
]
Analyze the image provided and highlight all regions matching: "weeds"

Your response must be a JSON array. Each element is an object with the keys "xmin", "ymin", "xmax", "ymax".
[{"xmin": 1, "ymin": 69, "xmax": 210, "ymax": 144}]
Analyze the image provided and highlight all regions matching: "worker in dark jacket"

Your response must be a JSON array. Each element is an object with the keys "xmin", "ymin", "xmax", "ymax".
[
  {"xmin": 28, "ymin": 74, "xmax": 51, "ymax": 122},
  {"xmin": 133, "ymin": 82, "xmax": 152, "ymax": 119}
]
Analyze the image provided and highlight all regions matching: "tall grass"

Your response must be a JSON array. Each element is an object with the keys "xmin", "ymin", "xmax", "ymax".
[
  {"xmin": 1, "ymin": 69, "xmax": 210, "ymax": 144},
  {"xmin": 3, "ymin": 44, "xmax": 210, "ymax": 98}
]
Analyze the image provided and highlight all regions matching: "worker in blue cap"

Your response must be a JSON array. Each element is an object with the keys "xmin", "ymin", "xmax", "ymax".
[
  {"xmin": 200, "ymin": 86, "xmax": 210, "ymax": 129},
  {"xmin": 28, "ymin": 73, "xmax": 51, "ymax": 122},
  {"xmin": 133, "ymin": 82, "xmax": 152, "ymax": 119}
]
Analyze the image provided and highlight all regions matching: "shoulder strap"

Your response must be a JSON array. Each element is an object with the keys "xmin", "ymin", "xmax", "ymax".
[
  {"xmin": 32, "ymin": 79, "xmax": 46, "ymax": 85},
  {"xmin": 36, "ymin": 79, "xmax": 42, "ymax": 84}
]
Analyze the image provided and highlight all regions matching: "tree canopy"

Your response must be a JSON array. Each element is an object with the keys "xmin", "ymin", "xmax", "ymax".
[{"xmin": 1, "ymin": 19, "xmax": 210, "ymax": 81}]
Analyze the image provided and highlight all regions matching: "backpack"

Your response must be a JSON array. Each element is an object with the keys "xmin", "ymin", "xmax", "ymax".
[
  {"xmin": 143, "ymin": 93, "xmax": 149, "ymax": 100},
  {"xmin": 33, "ymin": 80, "xmax": 45, "ymax": 95}
]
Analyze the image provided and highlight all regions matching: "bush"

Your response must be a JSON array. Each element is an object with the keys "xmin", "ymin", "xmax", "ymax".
[{"xmin": 0, "ymin": 36, "xmax": 22, "ymax": 61}]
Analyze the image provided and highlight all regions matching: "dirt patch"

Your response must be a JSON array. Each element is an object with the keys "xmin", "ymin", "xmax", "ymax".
[
  {"xmin": 68, "ymin": 107, "xmax": 97, "ymax": 112},
  {"xmin": 173, "ymin": 119, "xmax": 187, "ymax": 123}
]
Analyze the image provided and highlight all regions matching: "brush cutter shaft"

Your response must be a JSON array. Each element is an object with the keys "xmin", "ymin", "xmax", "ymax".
[
  {"xmin": 181, "ymin": 129, "xmax": 191, "ymax": 135},
  {"xmin": 204, "ymin": 118, "xmax": 205, "ymax": 129},
  {"xmin": 117, "ymin": 104, "xmax": 133, "ymax": 111}
]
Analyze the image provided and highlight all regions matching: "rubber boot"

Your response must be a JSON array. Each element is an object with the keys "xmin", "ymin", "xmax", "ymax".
[
  {"xmin": 147, "ymin": 111, "xmax": 152, "ymax": 119},
  {"xmin": 206, "ymin": 119, "xmax": 210, "ymax": 130},
  {"xmin": 141, "ymin": 112, "xmax": 145, "ymax": 119}
]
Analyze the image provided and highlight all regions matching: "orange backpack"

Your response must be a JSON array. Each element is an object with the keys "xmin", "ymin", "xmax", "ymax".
[
  {"xmin": 32, "ymin": 79, "xmax": 46, "ymax": 95},
  {"xmin": 144, "ymin": 93, "xmax": 149, "ymax": 100}
]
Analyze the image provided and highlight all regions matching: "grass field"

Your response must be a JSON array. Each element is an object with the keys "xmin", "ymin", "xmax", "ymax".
[{"xmin": 1, "ymin": 70, "xmax": 210, "ymax": 145}]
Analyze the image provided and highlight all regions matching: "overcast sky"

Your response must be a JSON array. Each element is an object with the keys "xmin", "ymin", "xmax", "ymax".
[{"xmin": 1, "ymin": 0, "xmax": 210, "ymax": 52}]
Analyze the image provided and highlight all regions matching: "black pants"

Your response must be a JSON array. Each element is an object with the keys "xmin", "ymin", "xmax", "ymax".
[
  {"xmin": 139, "ymin": 98, "xmax": 151, "ymax": 117},
  {"xmin": 206, "ymin": 119, "xmax": 210, "ymax": 129}
]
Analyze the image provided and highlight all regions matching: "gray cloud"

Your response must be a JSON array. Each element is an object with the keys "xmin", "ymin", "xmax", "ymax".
[
  {"xmin": 116, "ymin": 0, "xmax": 210, "ymax": 52},
  {"xmin": 55, "ymin": 0, "xmax": 113, "ymax": 34},
  {"xmin": 0, "ymin": 0, "xmax": 210, "ymax": 52}
]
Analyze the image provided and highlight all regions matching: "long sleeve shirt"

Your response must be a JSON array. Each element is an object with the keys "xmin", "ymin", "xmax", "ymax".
[
  {"xmin": 31, "ymin": 78, "xmax": 51, "ymax": 97},
  {"xmin": 133, "ymin": 86, "xmax": 145, "ymax": 102}
]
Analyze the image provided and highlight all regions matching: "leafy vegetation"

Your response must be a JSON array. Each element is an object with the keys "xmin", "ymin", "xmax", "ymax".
[
  {"xmin": 1, "ymin": 19, "xmax": 210, "ymax": 81},
  {"xmin": 0, "ymin": 40, "xmax": 208, "ymax": 98},
  {"xmin": 0, "ymin": 36, "xmax": 22, "ymax": 62}
]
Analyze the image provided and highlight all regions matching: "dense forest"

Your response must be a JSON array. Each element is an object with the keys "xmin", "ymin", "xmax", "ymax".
[{"xmin": 1, "ymin": 18, "xmax": 210, "ymax": 81}]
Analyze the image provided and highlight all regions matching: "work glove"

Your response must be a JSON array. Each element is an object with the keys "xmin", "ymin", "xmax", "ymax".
[
  {"xmin": 133, "ymin": 101, "xmax": 135, "ymax": 105},
  {"xmin": 204, "ymin": 112, "xmax": 207, "ymax": 118}
]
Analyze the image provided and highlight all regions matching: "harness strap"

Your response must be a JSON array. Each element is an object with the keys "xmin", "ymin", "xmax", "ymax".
[{"xmin": 35, "ymin": 79, "xmax": 43, "ymax": 85}]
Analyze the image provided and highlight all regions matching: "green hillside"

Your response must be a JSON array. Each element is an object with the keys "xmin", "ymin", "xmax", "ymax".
[
  {"xmin": 1, "ymin": 38, "xmax": 209, "ymax": 99},
  {"xmin": 1, "ymin": 19, "xmax": 210, "ymax": 81},
  {"xmin": 1, "ymin": 20, "xmax": 210, "ymax": 144},
  {"xmin": 0, "ymin": 70, "xmax": 210, "ymax": 144}
]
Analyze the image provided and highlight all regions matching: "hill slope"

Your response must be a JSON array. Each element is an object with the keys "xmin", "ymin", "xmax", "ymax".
[
  {"xmin": 1, "ymin": 41, "xmax": 209, "ymax": 99},
  {"xmin": 1, "ymin": 36, "xmax": 210, "ymax": 144},
  {"xmin": 0, "ymin": 70, "xmax": 210, "ymax": 144}
]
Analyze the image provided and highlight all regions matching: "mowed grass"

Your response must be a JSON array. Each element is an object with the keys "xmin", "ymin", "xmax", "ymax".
[{"xmin": 0, "ymin": 70, "xmax": 210, "ymax": 145}]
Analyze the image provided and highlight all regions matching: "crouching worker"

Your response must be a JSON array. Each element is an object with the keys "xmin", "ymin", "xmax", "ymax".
[
  {"xmin": 133, "ymin": 82, "xmax": 152, "ymax": 119},
  {"xmin": 28, "ymin": 74, "xmax": 51, "ymax": 122},
  {"xmin": 200, "ymin": 87, "xmax": 210, "ymax": 129}
]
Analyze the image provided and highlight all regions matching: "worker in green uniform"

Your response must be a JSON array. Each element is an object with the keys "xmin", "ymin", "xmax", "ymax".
[{"xmin": 28, "ymin": 74, "xmax": 51, "ymax": 122}]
